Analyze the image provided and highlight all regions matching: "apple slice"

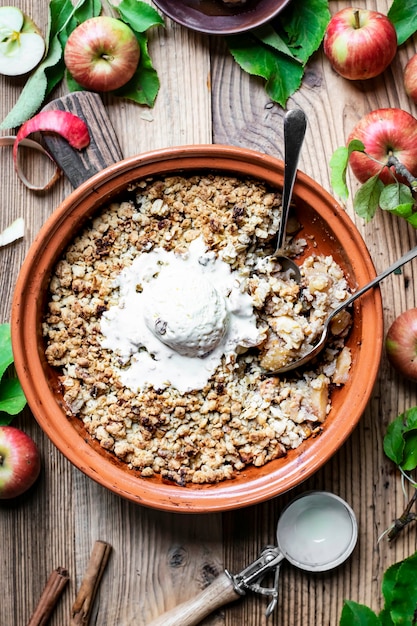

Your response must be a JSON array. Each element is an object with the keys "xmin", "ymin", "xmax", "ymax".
[{"xmin": 0, "ymin": 6, "xmax": 45, "ymax": 76}]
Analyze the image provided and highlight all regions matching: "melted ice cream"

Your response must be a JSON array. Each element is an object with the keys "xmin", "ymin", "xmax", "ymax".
[{"xmin": 100, "ymin": 237, "xmax": 263, "ymax": 393}]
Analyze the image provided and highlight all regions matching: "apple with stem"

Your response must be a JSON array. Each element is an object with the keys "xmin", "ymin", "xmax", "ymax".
[
  {"xmin": 404, "ymin": 54, "xmax": 417, "ymax": 104},
  {"xmin": 323, "ymin": 8, "xmax": 397, "ymax": 80},
  {"xmin": 386, "ymin": 309, "xmax": 417, "ymax": 382},
  {"xmin": 64, "ymin": 16, "xmax": 140, "ymax": 92},
  {"xmin": 347, "ymin": 108, "xmax": 417, "ymax": 185},
  {"xmin": 0, "ymin": 6, "xmax": 45, "ymax": 76},
  {"xmin": 0, "ymin": 425, "xmax": 41, "ymax": 499}
]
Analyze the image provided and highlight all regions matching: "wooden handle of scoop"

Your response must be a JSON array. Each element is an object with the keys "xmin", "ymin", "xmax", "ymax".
[
  {"xmin": 146, "ymin": 572, "xmax": 242, "ymax": 626},
  {"xmin": 41, "ymin": 91, "xmax": 124, "ymax": 188}
]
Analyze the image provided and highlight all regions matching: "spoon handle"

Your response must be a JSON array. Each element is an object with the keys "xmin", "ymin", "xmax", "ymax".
[
  {"xmin": 331, "ymin": 243, "xmax": 417, "ymax": 318},
  {"xmin": 275, "ymin": 109, "xmax": 307, "ymax": 252}
]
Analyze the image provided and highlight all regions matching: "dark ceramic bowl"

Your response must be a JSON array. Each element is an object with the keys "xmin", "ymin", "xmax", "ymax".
[
  {"xmin": 152, "ymin": 0, "xmax": 292, "ymax": 35},
  {"xmin": 11, "ymin": 145, "xmax": 383, "ymax": 513}
]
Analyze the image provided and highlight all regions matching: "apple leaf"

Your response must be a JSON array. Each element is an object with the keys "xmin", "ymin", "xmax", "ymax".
[
  {"xmin": 353, "ymin": 175, "xmax": 384, "ymax": 222},
  {"xmin": 379, "ymin": 183, "xmax": 413, "ymax": 211},
  {"xmin": 330, "ymin": 140, "xmax": 365, "ymax": 201},
  {"xmin": 0, "ymin": 323, "xmax": 27, "ymax": 424},
  {"xmin": 339, "ymin": 600, "xmax": 380, "ymax": 625},
  {"xmin": 114, "ymin": 0, "xmax": 164, "ymax": 32},
  {"xmin": 379, "ymin": 183, "xmax": 417, "ymax": 226},
  {"xmin": 0, "ymin": 379, "xmax": 27, "ymax": 418},
  {"xmin": 227, "ymin": 32, "xmax": 304, "ymax": 108},
  {"xmin": 388, "ymin": 0, "xmax": 417, "ymax": 46},
  {"xmin": 226, "ymin": 0, "xmax": 330, "ymax": 107},
  {"xmin": 383, "ymin": 406, "xmax": 417, "ymax": 471},
  {"xmin": 0, "ymin": 324, "xmax": 14, "ymax": 381},
  {"xmin": 381, "ymin": 552, "xmax": 417, "ymax": 623},
  {"xmin": 339, "ymin": 552, "xmax": 417, "ymax": 625},
  {"xmin": 278, "ymin": 0, "xmax": 331, "ymax": 64}
]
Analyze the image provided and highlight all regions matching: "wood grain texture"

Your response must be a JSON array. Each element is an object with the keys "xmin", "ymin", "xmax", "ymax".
[{"xmin": 1, "ymin": 0, "xmax": 417, "ymax": 625}]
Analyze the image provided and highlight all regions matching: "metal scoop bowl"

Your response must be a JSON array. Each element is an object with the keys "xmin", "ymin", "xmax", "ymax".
[{"xmin": 147, "ymin": 491, "xmax": 357, "ymax": 625}]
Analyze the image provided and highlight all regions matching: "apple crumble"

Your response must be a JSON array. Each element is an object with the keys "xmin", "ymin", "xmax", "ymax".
[{"xmin": 43, "ymin": 174, "xmax": 352, "ymax": 485}]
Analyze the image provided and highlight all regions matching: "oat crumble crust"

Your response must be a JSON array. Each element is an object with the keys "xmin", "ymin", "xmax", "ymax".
[{"xmin": 43, "ymin": 174, "xmax": 352, "ymax": 485}]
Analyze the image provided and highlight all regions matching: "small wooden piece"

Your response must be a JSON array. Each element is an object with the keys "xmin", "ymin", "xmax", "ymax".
[
  {"xmin": 70, "ymin": 540, "xmax": 112, "ymax": 626},
  {"xmin": 27, "ymin": 566, "xmax": 70, "ymax": 626},
  {"xmin": 147, "ymin": 571, "xmax": 242, "ymax": 626},
  {"xmin": 41, "ymin": 91, "xmax": 124, "ymax": 188}
]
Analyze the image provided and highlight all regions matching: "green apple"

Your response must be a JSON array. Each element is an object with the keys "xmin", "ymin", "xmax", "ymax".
[{"xmin": 0, "ymin": 6, "xmax": 45, "ymax": 76}]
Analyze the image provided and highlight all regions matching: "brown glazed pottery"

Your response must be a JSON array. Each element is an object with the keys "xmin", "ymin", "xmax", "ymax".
[
  {"xmin": 11, "ymin": 145, "xmax": 383, "ymax": 513},
  {"xmin": 152, "ymin": 0, "xmax": 292, "ymax": 35}
]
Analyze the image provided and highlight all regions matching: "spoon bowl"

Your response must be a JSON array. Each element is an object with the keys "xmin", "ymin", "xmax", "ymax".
[{"xmin": 272, "ymin": 244, "xmax": 417, "ymax": 375}]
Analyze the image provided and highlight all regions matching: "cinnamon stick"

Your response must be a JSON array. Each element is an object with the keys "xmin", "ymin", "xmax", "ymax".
[
  {"xmin": 27, "ymin": 566, "xmax": 70, "ymax": 626},
  {"xmin": 70, "ymin": 540, "xmax": 112, "ymax": 626}
]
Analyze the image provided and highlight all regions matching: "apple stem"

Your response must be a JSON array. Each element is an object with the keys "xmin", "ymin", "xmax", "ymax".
[
  {"xmin": 353, "ymin": 9, "xmax": 361, "ymax": 29},
  {"xmin": 386, "ymin": 154, "xmax": 417, "ymax": 190},
  {"xmin": 0, "ymin": 454, "xmax": 3, "ymax": 466}
]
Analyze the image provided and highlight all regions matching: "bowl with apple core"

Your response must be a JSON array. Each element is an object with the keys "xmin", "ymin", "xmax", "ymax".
[
  {"xmin": 152, "ymin": 0, "xmax": 292, "ymax": 35},
  {"xmin": 11, "ymin": 143, "xmax": 383, "ymax": 513}
]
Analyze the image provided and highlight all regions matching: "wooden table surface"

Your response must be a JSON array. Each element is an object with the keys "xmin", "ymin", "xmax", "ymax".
[{"xmin": 1, "ymin": 1, "xmax": 417, "ymax": 624}]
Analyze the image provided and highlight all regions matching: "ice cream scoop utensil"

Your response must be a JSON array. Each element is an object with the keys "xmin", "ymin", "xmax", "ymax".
[
  {"xmin": 271, "ymin": 244, "xmax": 417, "ymax": 375},
  {"xmin": 269, "ymin": 108, "xmax": 306, "ymax": 282},
  {"xmin": 147, "ymin": 492, "xmax": 357, "ymax": 625}
]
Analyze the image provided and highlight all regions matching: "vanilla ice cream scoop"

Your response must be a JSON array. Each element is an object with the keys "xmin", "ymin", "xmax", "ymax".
[
  {"xmin": 100, "ymin": 236, "xmax": 264, "ymax": 393},
  {"xmin": 143, "ymin": 265, "xmax": 228, "ymax": 357}
]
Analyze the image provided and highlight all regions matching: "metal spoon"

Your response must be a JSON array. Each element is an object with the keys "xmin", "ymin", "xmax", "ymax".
[
  {"xmin": 270, "ymin": 244, "xmax": 417, "ymax": 375},
  {"xmin": 270, "ymin": 108, "xmax": 307, "ymax": 282}
]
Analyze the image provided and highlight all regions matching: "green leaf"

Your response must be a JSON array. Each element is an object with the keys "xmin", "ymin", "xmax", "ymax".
[
  {"xmin": 227, "ymin": 33, "xmax": 303, "ymax": 108},
  {"xmin": 0, "ymin": 324, "xmax": 13, "ymax": 381},
  {"xmin": 226, "ymin": 0, "xmax": 330, "ymax": 107},
  {"xmin": 279, "ymin": 0, "xmax": 330, "ymax": 64},
  {"xmin": 383, "ymin": 407, "xmax": 417, "ymax": 470},
  {"xmin": 379, "ymin": 183, "xmax": 414, "ymax": 211},
  {"xmin": 384, "ymin": 552, "xmax": 417, "ymax": 624},
  {"xmin": 115, "ymin": 0, "xmax": 164, "ymax": 32},
  {"xmin": 0, "ymin": 323, "xmax": 27, "ymax": 420},
  {"xmin": 0, "ymin": 378, "xmax": 27, "ymax": 416},
  {"xmin": 330, "ymin": 140, "xmax": 366, "ymax": 200},
  {"xmin": 339, "ymin": 600, "xmax": 380, "ymax": 625},
  {"xmin": 388, "ymin": 0, "xmax": 417, "ymax": 46},
  {"xmin": 379, "ymin": 183, "xmax": 417, "ymax": 227},
  {"xmin": 353, "ymin": 175, "xmax": 384, "ymax": 222},
  {"xmin": 379, "ymin": 561, "xmax": 401, "ymax": 626},
  {"xmin": 74, "ymin": 0, "xmax": 102, "ymax": 23},
  {"xmin": 252, "ymin": 24, "xmax": 296, "ymax": 59}
]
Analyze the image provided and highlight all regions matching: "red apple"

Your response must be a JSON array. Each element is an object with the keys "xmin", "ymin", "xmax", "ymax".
[
  {"xmin": 347, "ymin": 108, "xmax": 417, "ymax": 184},
  {"xmin": 323, "ymin": 8, "xmax": 397, "ymax": 80},
  {"xmin": 0, "ymin": 426, "xmax": 41, "ymax": 499},
  {"xmin": 64, "ymin": 16, "xmax": 140, "ymax": 92},
  {"xmin": 386, "ymin": 309, "xmax": 417, "ymax": 381},
  {"xmin": 404, "ymin": 54, "xmax": 417, "ymax": 104}
]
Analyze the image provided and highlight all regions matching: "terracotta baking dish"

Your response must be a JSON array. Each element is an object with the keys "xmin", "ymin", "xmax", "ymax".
[{"xmin": 11, "ymin": 145, "xmax": 383, "ymax": 513}]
